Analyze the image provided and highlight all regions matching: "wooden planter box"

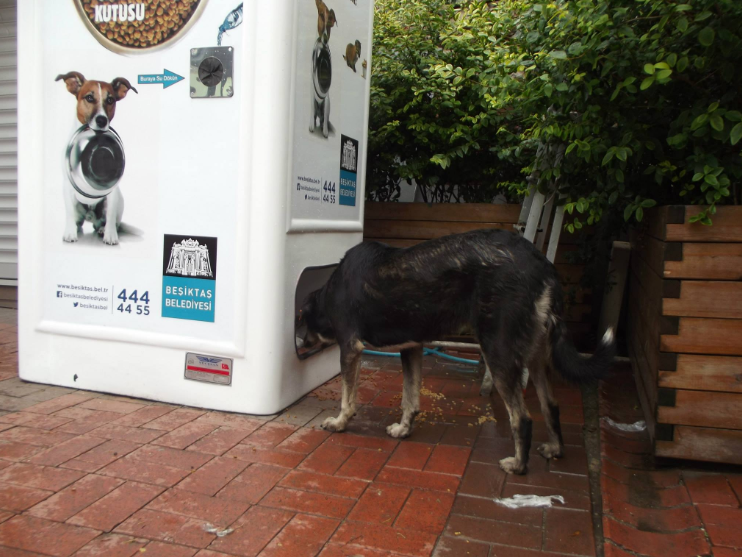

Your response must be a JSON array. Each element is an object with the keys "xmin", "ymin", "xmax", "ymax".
[
  {"xmin": 628, "ymin": 205, "xmax": 742, "ymax": 465},
  {"xmin": 363, "ymin": 202, "xmax": 594, "ymax": 343}
]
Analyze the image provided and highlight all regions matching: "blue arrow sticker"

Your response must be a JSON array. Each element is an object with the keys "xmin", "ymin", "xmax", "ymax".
[{"xmin": 137, "ymin": 69, "xmax": 184, "ymax": 89}]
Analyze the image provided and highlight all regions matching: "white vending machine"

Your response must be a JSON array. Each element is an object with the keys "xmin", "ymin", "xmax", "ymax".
[{"xmin": 17, "ymin": 0, "xmax": 373, "ymax": 414}]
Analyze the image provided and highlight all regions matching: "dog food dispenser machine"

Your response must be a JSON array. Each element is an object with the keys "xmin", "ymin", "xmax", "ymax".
[{"xmin": 17, "ymin": 0, "xmax": 374, "ymax": 413}]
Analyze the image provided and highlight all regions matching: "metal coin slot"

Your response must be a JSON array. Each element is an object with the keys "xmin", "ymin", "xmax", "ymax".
[{"xmin": 198, "ymin": 57, "xmax": 224, "ymax": 87}]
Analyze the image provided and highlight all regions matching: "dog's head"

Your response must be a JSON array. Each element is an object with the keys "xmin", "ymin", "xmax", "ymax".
[
  {"xmin": 297, "ymin": 289, "xmax": 335, "ymax": 352},
  {"xmin": 56, "ymin": 72, "xmax": 138, "ymax": 132}
]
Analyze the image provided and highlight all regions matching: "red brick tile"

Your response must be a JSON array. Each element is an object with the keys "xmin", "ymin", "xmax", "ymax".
[
  {"xmin": 74, "ymin": 533, "xmax": 147, "ymax": 557},
  {"xmin": 243, "ymin": 422, "xmax": 297, "ymax": 448},
  {"xmin": 605, "ymin": 500, "xmax": 701, "ymax": 532},
  {"xmin": 208, "ymin": 505, "xmax": 292, "ymax": 556},
  {"xmin": 457, "ymin": 462, "xmax": 505, "ymax": 498},
  {"xmin": 186, "ymin": 427, "xmax": 251, "ymax": 456},
  {"xmin": 451, "ymin": 494, "xmax": 543, "ymax": 527},
  {"xmin": 260, "ymin": 486, "xmax": 355, "ymax": 519},
  {"xmin": 55, "ymin": 420, "xmax": 115, "ymax": 436},
  {"xmin": 71, "ymin": 439, "xmax": 141, "ymax": 467},
  {"xmin": 195, "ymin": 551, "xmax": 237, "ymax": 557},
  {"xmin": 0, "ymin": 515, "xmax": 99, "ymax": 556},
  {"xmin": 387, "ymin": 442, "xmax": 433, "ymax": 470},
  {"xmin": 728, "ymin": 476, "xmax": 742, "ymax": 503},
  {"xmin": 78, "ymin": 399, "xmax": 145, "ymax": 415},
  {"xmin": 147, "ymin": 488, "xmax": 249, "ymax": 526},
  {"xmin": 193, "ymin": 412, "xmax": 263, "ymax": 432},
  {"xmin": 177, "ymin": 456, "xmax": 249, "ymax": 496},
  {"xmin": 298, "ymin": 443, "xmax": 354, "ymax": 474},
  {"xmin": 508, "ymin": 470, "xmax": 590, "ymax": 494},
  {"xmin": 600, "ymin": 427, "xmax": 653, "ymax": 454},
  {"xmin": 0, "ymin": 426, "xmax": 75, "ymax": 447},
  {"xmin": 279, "ymin": 469, "xmax": 368, "ymax": 499},
  {"xmin": 99, "ymin": 456, "xmax": 191, "ymax": 488},
  {"xmin": 696, "ymin": 504, "xmax": 742, "ymax": 548},
  {"xmin": 331, "ymin": 521, "xmax": 437, "ymax": 557},
  {"xmin": 685, "ymin": 474, "xmax": 738, "ymax": 506},
  {"xmin": 376, "ymin": 466, "xmax": 460, "ymax": 493},
  {"xmin": 128, "ymin": 444, "xmax": 213, "ymax": 471},
  {"xmin": 395, "ymin": 489, "xmax": 454, "ymax": 533},
  {"xmin": 0, "ymin": 462, "xmax": 84, "ymax": 491},
  {"xmin": 259, "ymin": 514, "xmax": 339, "ymax": 557},
  {"xmin": 216, "ymin": 463, "xmax": 287, "ymax": 504},
  {"xmin": 21, "ymin": 393, "xmax": 95, "ymax": 415},
  {"xmin": 601, "ymin": 474, "xmax": 691, "ymax": 509},
  {"xmin": 0, "ymin": 412, "xmax": 71, "ymax": 430},
  {"xmin": 27, "ymin": 436, "xmax": 106, "ymax": 467},
  {"xmin": 348, "ymin": 483, "xmax": 410, "ymax": 524},
  {"xmin": 604, "ymin": 541, "xmax": 640, "ymax": 557},
  {"xmin": 439, "ymin": 423, "xmax": 479, "ymax": 447},
  {"xmin": 27, "ymin": 474, "xmax": 123, "ymax": 521},
  {"xmin": 152, "ymin": 422, "xmax": 219, "ymax": 450},
  {"xmin": 487, "ymin": 545, "xmax": 573, "ymax": 557},
  {"xmin": 706, "ymin": 524, "xmax": 742, "ymax": 549},
  {"xmin": 224, "ymin": 444, "xmax": 305, "ymax": 468},
  {"xmin": 143, "ymin": 408, "xmax": 206, "ymax": 432},
  {"xmin": 715, "ymin": 549, "xmax": 742, "ymax": 557},
  {"xmin": 0, "ymin": 440, "xmax": 46, "ymax": 461},
  {"xmin": 319, "ymin": 543, "xmax": 395, "ymax": 557},
  {"xmin": 601, "ymin": 459, "xmax": 681, "ymax": 488},
  {"xmin": 0, "ymin": 482, "xmax": 53, "ymax": 512},
  {"xmin": 501, "ymin": 482, "xmax": 591, "ymax": 511},
  {"xmin": 59, "ymin": 459, "xmax": 104, "ymax": 473},
  {"xmin": 114, "ymin": 509, "xmax": 215, "ymax": 548},
  {"xmin": 52, "ymin": 408, "xmax": 123, "ymax": 424},
  {"xmin": 0, "ymin": 509, "xmax": 13, "ymax": 523},
  {"xmin": 425, "ymin": 445, "xmax": 471, "ymax": 476},
  {"xmin": 603, "ymin": 516, "xmax": 711, "ymax": 557},
  {"xmin": 548, "ymin": 446, "xmax": 589, "ymax": 476},
  {"xmin": 432, "ymin": 537, "xmax": 490, "ymax": 557},
  {"xmin": 142, "ymin": 541, "xmax": 198, "ymax": 557},
  {"xmin": 275, "ymin": 428, "xmax": 330, "ymax": 454},
  {"xmin": 335, "ymin": 448, "xmax": 389, "ymax": 481},
  {"xmin": 69, "ymin": 482, "xmax": 165, "ymax": 532},
  {"xmin": 88, "ymin": 424, "xmax": 164, "ymax": 444},
  {"xmin": 445, "ymin": 514, "xmax": 542, "ymax": 548},
  {"xmin": 544, "ymin": 508, "xmax": 595, "ymax": 556},
  {"xmin": 326, "ymin": 432, "xmax": 399, "ymax": 452},
  {"xmin": 601, "ymin": 444, "xmax": 654, "ymax": 468},
  {"xmin": 111, "ymin": 406, "xmax": 176, "ymax": 428}
]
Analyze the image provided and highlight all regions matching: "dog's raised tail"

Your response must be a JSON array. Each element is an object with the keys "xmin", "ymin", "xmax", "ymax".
[{"xmin": 550, "ymin": 321, "xmax": 616, "ymax": 383}]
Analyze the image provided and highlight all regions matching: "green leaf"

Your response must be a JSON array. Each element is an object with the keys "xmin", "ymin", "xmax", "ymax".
[
  {"xmin": 640, "ymin": 76, "xmax": 655, "ymax": 90},
  {"xmin": 675, "ymin": 4, "xmax": 692, "ymax": 11},
  {"xmin": 691, "ymin": 114, "xmax": 709, "ymax": 130},
  {"xmin": 731, "ymin": 123, "xmax": 742, "ymax": 145},
  {"xmin": 677, "ymin": 57, "xmax": 689, "ymax": 72},
  {"xmin": 616, "ymin": 169, "xmax": 624, "ymax": 182},
  {"xmin": 654, "ymin": 62, "xmax": 670, "ymax": 70},
  {"xmin": 696, "ymin": 10, "xmax": 713, "ymax": 21},
  {"xmin": 704, "ymin": 174, "xmax": 719, "ymax": 186},
  {"xmin": 636, "ymin": 206, "xmax": 644, "ymax": 222},
  {"xmin": 710, "ymin": 114, "xmax": 724, "ymax": 131},
  {"xmin": 544, "ymin": 83, "xmax": 553, "ymax": 97},
  {"xmin": 677, "ymin": 17, "xmax": 689, "ymax": 32},
  {"xmin": 666, "ymin": 54, "xmax": 677, "ymax": 67},
  {"xmin": 643, "ymin": 63, "xmax": 655, "ymax": 75},
  {"xmin": 656, "ymin": 69, "xmax": 672, "ymax": 80},
  {"xmin": 549, "ymin": 50, "xmax": 568, "ymax": 60},
  {"xmin": 725, "ymin": 111, "xmax": 742, "ymax": 122},
  {"xmin": 602, "ymin": 150, "xmax": 615, "ymax": 166},
  {"xmin": 555, "ymin": 83, "xmax": 569, "ymax": 91},
  {"xmin": 692, "ymin": 172, "xmax": 704, "ymax": 182},
  {"xmin": 609, "ymin": 191, "xmax": 619, "ymax": 204},
  {"xmin": 698, "ymin": 26, "xmax": 715, "ymax": 47},
  {"xmin": 641, "ymin": 199, "xmax": 657, "ymax": 208},
  {"xmin": 708, "ymin": 102, "xmax": 720, "ymax": 113}
]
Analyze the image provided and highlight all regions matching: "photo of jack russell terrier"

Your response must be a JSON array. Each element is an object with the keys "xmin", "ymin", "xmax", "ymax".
[{"xmin": 56, "ymin": 71, "xmax": 137, "ymax": 245}]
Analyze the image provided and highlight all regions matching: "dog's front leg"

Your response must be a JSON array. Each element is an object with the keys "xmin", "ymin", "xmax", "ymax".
[
  {"xmin": 102, "ymin": 188, "xmax": 124, "ymax": 245},
  {"xmin": 63, "ymin": 185, "xmax": 84, "ymax": 242},
  {"xmin": 322, "ymin": 344, "xmax": 362, "ymax": 432},
  {"xmin": 387, "ymin": 345, "xmax": 423, "ymax": 438},
  {"xmin": 322, "ymin": 96, "xmax": 330, "ymax": 138}
]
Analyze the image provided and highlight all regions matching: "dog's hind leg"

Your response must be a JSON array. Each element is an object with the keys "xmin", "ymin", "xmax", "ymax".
[
  {"xmin": 386, "ymin": 345, "xmax": 423, "ymax": 439},
  {"xmin": 322, "ymin": 344, "xmax": 362, "ymax": 432},
  {"xmin": 530, "ymin": 348, "xmax": 564, "ymax": 460}
]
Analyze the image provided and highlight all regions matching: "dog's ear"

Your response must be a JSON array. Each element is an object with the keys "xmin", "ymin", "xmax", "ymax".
[
  {"xmin": 111, "ymin": 78, "xmax": 139, "ymax": 101},
  {"xmin": 55, "ymin": 72, "xmax": 86, "ymax": 96},
  {"xmin": 327, "ymin": 9, "xmax": 337, "ymax": 27}
]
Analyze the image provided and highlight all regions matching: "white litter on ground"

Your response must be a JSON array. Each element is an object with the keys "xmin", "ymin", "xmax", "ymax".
[
  {"xmin": 203, "ymin": 524, "xmax": 235, "ymax": 537},
  {"xmin": 494, "ymin": 494, "xmax": 565, "ymax": 508},
  {"xmin": 602, "ymin": 416, "xmax": 647, "ymax": 432}
]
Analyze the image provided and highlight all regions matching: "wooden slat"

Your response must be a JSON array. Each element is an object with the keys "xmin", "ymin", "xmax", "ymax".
[
  {"xmin": 628, "ymin": 263, "xmax": 663, "ymax": 351},
  {"xmin": 630, "ymin": 230, "xmax": 668, "ymax": 278},
  {"xmin": 665, "ymin": 206, "xmax": 742, "ymax": 243},
  {"xmin": 659, "ymin": 354, "xmax": 742, "ymax": 394},
  {"xmin": 664, "ymin": 243, "xmax": 742, "ymax": 281},
  {"xmin": 663, "ymin": 281, "xmax": 742, "ymax": 320},
  {"xmin": 364, "ymin": 220, "xmax": 511, "ymax": 240},
  {"xmin": 641, "ymin": 206, "xmax": 684, "ymax": 242},
  {"xmin": 656, "ymin": 426, "xmax": 742, "ymax": 465},
  {"xmin": 364, "ymin": 202, "xmax": 521, "ymax": 223},
  {"xmin": 661, "ymin": 317, "xmax": 742, "ymax": 356},
  {"xmin": 658, "ymin": 390, "xmax": 742, "ymax": 429}
]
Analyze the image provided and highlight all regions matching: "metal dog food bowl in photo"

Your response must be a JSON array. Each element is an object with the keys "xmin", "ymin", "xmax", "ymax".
[
  {"xmin": 312, "ymin": 38, "xmax": 332, "ymax": 97},
  {"xmin": 66, "ymin": 125, "xmax": 126, "ymax": 200}
]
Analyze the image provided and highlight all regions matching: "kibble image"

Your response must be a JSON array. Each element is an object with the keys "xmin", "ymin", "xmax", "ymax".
[{"xmin": 79, "ymin": 0, "xmax": 201, "ymax": 49}]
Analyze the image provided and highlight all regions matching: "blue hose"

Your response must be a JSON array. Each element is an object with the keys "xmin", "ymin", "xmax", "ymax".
[{"xmin": 362, "ymin": 346, "xmax": 481, "ymax": 368}]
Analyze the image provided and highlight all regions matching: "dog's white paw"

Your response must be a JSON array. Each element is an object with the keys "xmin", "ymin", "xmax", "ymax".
[
  {"xmin": 321, "ymin": 416, "xmax": 346, "ymax": 432},
  {"xmin": 537, "ymin": 443, "xmax": 563, "ymax": 460},
  {"xmin": 63, "ymin": 233, "xmax": 78, "ymax": 243},
  {"xmin": 102, "ymin": 229, "xmax": 119, "ymax": 245},
  {"xmin": 386, "ymin": 422, "xmax": 410, "ymax": 439},
  {"xmin": 499, "ymin": 456, "xmax": 526, "ymax": 475}
]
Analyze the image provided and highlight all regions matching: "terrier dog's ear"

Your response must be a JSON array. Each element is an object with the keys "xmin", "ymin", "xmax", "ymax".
[
  {"xmin": 327, "ymin": 9, "xmax": 337, "ymax": 28},
  {"xmin": 111, "ymin": 77, "xmax": 139, "ymax": 101},
  {"xmin": 55, "ymin": 72, "xmax": 86, "ymax": 96}
]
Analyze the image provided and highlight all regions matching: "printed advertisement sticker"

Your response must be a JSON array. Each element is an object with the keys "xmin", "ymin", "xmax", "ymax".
[
  {"xmin": 162, "ymin": 234, "xmax": 217, "ymax": 323},
  {"xmin": 184, "ymin": 352, "xmax": 233, "ymax": 385}
]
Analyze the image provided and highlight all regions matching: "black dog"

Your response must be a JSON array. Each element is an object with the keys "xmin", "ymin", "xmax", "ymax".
[{"xmin": 299, "ymin": 229, "xmax": 615, "ymax": 474}]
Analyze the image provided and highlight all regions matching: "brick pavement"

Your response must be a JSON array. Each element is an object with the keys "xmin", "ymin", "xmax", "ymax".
[{"xmin": 0, "ymin": 309, "xmax": 599, "ymax": 556}]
